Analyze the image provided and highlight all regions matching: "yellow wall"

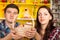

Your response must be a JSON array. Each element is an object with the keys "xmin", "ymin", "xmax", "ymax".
[{"xmin": 0, "ymin": 0, "xmax": 50, "ymax": 24}]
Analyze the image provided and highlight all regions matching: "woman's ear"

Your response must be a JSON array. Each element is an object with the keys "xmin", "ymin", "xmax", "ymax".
[{"xmin": 50, "ymin": 16, "xmax": 52, "ymax": 20}]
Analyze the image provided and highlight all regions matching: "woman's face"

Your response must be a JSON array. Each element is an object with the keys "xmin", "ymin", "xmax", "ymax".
[{"xmin": 38, "ymin": 8, "xmax": 52, "ymax": 25}]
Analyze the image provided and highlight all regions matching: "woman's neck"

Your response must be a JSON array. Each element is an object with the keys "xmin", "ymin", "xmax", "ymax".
[
  {"xmin": 40, "ymin": 24, "xmax": 48, "ymax": 36},
  {"xmin": 41, "ymin": 23, "xmax": 48, "ymax": 30}
]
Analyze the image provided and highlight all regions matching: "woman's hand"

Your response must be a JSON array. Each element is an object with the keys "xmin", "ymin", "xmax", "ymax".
[{"xmin": 25, "ymin": 28, "xmax": 36, "ymax": 39}]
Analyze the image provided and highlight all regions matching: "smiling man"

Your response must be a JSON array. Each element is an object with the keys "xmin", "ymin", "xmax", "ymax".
[
  {"xmin": 0, "ymin": 4, "xmax": 36, "ymax": 40},
  {"xmin": 0, "ymin": 4, "xmax": 21, "ymax": 40}
]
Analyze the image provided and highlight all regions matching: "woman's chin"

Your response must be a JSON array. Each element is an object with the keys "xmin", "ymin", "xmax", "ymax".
[{"xmin": 40, "ymin": 22, "xmax": 46, "ymax": 25}]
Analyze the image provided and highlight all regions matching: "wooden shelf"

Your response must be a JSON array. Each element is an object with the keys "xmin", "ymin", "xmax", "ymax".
[
  {"xmin": 17, "ymin": 18, "xmax": 36, "ymax": 20},
  {"xmin": 0, "ymin": 0, "xmax": 50, "ymax": 21},
  {"xmin": 35, "ymin": 3, "xmax": 50, "ymax": 6},
  {"xmin": 0, "ymin": 2, "xmax": 50, "ymax": 6},
  {"xmin": 0, "ymin": 18, "xmax": 36, "ymax": 20},
  {"xmin": 52, "ymin": 12, "xmax": 60, "ymax": 13}
]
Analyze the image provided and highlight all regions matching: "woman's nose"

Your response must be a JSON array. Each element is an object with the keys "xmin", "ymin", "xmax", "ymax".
[{"xmin": 40, "ymin": 14, "xmax": 44, "ymax": 18}]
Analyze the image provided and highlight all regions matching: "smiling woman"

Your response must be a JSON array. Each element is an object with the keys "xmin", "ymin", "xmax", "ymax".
[{"xmin": 34, "ymin": 6, "xmax": 55, "ymax": 40}]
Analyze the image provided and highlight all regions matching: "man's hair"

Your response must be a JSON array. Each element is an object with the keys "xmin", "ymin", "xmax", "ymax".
[{"xmin": 4, "ymin": 4, "xmax": 19, "ymax": 13}]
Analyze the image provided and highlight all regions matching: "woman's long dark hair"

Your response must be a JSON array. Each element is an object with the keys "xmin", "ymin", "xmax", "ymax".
[{"xmin": 35, "ymin": 6, "xmax": 55, "ymax": 40}]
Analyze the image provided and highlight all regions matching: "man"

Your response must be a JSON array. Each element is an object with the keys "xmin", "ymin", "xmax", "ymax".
[{"xmin": 0, "ymin": 4, "xmax": 36, "ymax": 40}]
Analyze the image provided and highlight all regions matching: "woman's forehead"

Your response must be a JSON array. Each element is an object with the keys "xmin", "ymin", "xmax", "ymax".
[{"xmin": 38, "ymin": 8, "xmax": 49, "ymax": 13}]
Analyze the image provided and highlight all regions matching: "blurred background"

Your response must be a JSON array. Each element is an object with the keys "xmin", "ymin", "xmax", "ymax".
[{"xmin": 0, "ymin": 0, "xmax": 60, "ymax": 27}]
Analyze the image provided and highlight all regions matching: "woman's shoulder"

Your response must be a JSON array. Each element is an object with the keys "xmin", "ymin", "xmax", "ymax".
[
  {"xmin": 48, "ymin": 26, "xmax": 60, "ymax": 40},
  {"xmin": 51, "ymin": 26, "xmax": 60, "ymax": 35},
  {"xmin": 52, "ymin": 26, "xmax": 60, "ymax": 33}
]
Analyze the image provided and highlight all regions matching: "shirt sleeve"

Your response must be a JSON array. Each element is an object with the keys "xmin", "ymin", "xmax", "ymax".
[
  {"xmin": 0, "ymin": 25, "xmax": 5, "ymax": 38},
  {"xmin": 48, "ymin": 28, "xmax": 60, "ymax": 40},
  {"xmin": 0, "ymin": 23, "xmax": 6, "ymax": 38},
  {"xmin": 0, "ymin": 31, "xmax": 5, "ymax": 38}
]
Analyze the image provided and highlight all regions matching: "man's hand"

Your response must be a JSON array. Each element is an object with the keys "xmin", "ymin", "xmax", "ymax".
[
  {"xmin": 11, "ymin": 32, "xmax": 23, "ymax": 40},
  {"xmin": 0, "ymin": 30, "xmax": 14, "ymax": 40},
  {"xmin": 14, "ymin": 25, "xmax": 25, "ymax": 39}
]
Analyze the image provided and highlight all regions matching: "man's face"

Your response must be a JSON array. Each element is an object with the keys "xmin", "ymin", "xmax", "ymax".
[{"xmin": 5, "ymin": 8, "xmax": 18, "ymax": 23}]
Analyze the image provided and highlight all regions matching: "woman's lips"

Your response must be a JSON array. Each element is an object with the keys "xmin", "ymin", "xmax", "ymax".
[{"xmin": 40, "ymin": 19, "xmax": 45, "ymax": 21}]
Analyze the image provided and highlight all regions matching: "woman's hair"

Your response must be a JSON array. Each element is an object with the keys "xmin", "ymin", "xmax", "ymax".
[{"xmin": 35, "ymin": 6, "xmax": 55, "ymax": 40}]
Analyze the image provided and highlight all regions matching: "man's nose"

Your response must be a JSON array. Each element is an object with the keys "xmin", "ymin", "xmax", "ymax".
[{"xmin": 10, "ymin": 13, "xmax": 14, "ymax": 17}]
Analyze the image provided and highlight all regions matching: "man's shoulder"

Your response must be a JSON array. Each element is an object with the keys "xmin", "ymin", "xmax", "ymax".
[
  {"xmin": 0, "ymin": 22, "xmax": 2, "ymax": 26},
  {"xmin": 0, "ymin": 20, "xmax": 5, "ymax": 30}
]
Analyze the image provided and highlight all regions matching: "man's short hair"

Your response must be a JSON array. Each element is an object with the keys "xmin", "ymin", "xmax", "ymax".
[{"xmin": 4, "ymin": 4, "xmax": 19, "ymax": 14}]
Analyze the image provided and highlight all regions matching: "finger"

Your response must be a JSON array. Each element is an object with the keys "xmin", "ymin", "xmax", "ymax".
[
  {"xmin": 25, "ymin": 30, "xmax": 36, "ymax": 37},
  {"xmin": 31, "ymin": 28, "xmax": 36, "ymax": 31},
  {"xmin": 26, "ymin": 30, "xmax": 36, "ymax": 34},
  {"xmin": 25, "ymin": 31, "xmax": 34, "ymax": 37},
  {"xmin": 25, "ymin": 33, "xmax": 34, "ymax": 38},
  {"xmin": 12, "ymin": 33, "xmax": 21, "ymax": 39}
]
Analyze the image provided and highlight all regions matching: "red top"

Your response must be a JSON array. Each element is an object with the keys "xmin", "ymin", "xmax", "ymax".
[{"xmin": 48, "ymin": 27, "xmax": 60, "ymax": 40}]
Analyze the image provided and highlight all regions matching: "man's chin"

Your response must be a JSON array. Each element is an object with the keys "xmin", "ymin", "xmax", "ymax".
[
  {"xmin": 8, "ymin": 20, "xmax": 15, "ymax": 23},
  {"xmin": 8, "ymin": 21, "xmax": 13, "ymax": 23},
  {"xmin": 8, "ymin": 20, "xmax": 12, "ymax": 23}
]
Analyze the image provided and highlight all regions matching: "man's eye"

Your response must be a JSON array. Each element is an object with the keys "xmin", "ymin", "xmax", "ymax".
[
  {"xmin": 14, "ymin": 12, "xmax": 18, "ymax": 15},
  {"xmin": 7, "ymin": 11, "xmax": 11, "ymax": 13}
]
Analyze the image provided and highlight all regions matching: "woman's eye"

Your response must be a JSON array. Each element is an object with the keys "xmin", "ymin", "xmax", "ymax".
[
  {"xmin": 38, "ymin": 13, "xmax": 41, "ymax": 16},
  {"xmin": 45, "ymin": 13, "xmax": 48, "ymax": 15},
  {"xmin": 38, "ymin": 14, "xmax": 41, "ymax": 16}
]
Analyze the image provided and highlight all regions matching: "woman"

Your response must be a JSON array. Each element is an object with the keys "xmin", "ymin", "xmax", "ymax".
[{"xmin": 35, "ymin": 6, "xmax": 55, "ymax": 40}]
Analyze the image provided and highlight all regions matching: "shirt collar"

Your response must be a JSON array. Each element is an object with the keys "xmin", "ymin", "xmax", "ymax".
[{"xmin": 1, "ymin": 20, "xmax": 19, "ymax": 29}]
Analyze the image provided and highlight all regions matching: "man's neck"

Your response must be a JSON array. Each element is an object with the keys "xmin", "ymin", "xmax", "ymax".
[{"xmin": 5, "ymin": 20, "xmax": 16, "ymax": 29}]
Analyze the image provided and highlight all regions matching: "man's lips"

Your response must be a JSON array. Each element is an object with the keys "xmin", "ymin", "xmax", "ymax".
[{"xmin": 10, "ymin": 18, "xmax": 14, "ymax": 19}]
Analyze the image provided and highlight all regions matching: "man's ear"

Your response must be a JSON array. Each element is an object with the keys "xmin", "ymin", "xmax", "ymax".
[{"xmin": 4, "ymin": 13, "xmax": 6, "ymax": 17}]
